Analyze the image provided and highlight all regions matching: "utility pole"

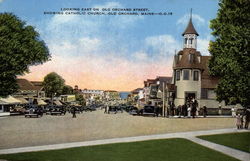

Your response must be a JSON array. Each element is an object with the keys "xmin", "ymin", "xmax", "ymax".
[{"xmin": 162, "ymin": 82, "xmax": 165, "ymax": 117}]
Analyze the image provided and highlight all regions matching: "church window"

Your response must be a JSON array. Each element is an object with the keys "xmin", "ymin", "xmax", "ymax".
[
  {"xmin": 189, "ymin": 53, "xmax": 195, "ymax": 63},
  {"xmin": 185, "ymin": 38, "xmax": 188, "ymax": 44},
  {"xmin": 193, "ymin": 71, "xmax": 199, "ymax": 81},
  {"xmin": 183, "ymin": 70, "xmax": 189, "ymax": 80},
  {"xmin": 189, "ymin": 38, "xmax": 193, "ymax": 44}
]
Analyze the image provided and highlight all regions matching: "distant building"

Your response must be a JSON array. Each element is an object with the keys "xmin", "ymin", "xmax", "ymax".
[
  {"xmin": 143, "ymin": 76, "xmax": 172, "ymax": 106},
  {"xmin": 60, "ymin": 95, "xmax": 76, "ymax": 103},
  {"xmin": 104, "ymin": 90, "xmax": 120, "ymax": 101},
  {"xmin": 81, "ymin": 89, "xmax": 104, "ymax": 99},
  {"xmin": 15, "ymin": 79, "xmax": 45, "ymax": 98}
]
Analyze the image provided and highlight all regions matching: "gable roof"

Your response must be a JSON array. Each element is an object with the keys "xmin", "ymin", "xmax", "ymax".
[
  {"xmin": 17, "ymin": 79, "xmax": 37, "ymax": 91},
  {"xmin": 30, "ymin": 81, "xmax": 44, "ymax": 90},
  {"xmin": 200, "ymin": 56, "xmax": 219, "ymax": 89}
]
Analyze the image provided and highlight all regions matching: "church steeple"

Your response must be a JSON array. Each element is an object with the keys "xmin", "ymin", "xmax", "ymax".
[{"xmin": 183, "ymin": 9, "xmax": 199, "ymax": 49}]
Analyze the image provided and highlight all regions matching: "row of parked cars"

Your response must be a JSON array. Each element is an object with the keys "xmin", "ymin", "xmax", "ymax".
[
  {"xmin": 106, "ymin": 104, "xmax": 162, "ymax": 117},
  {"xmin": 10, "ymin": 101, "xmax": 103, "ymax": 118}
]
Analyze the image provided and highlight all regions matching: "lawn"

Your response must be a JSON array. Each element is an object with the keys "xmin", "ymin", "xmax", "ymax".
[
  {"xmin": 0, "ymin": 138, "xmax": 239, "ymax": 161},
  {"xmin": 198, "ymin": 132, "xmax": 250, "ymax": 153}
]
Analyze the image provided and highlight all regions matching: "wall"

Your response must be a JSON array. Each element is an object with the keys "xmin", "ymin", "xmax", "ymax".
[{"xmin": 174, "ymin": 69, "xmax": 201, "ymax": 106}]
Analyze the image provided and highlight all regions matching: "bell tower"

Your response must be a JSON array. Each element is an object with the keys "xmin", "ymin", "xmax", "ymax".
[{"xmin": 182, "ymin": 9, "xmax": 199, "ymax": 49}]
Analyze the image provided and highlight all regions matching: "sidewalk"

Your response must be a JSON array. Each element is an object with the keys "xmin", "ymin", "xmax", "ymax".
[
  {"xmin": 0, "ymin": 113, "xmax": 10, "ymax": 117},
  {"xmin": 188, "ymin": 136, "xmax": 249, "ymax": 161},
  {"xmin": 0, "ymin": 128, "xmax": 249, "ymax": 161}
]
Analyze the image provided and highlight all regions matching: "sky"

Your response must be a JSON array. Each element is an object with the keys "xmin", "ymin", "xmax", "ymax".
[{"xmin": 0, "ymin": 0, "xmax": 219, "ymax": 91}]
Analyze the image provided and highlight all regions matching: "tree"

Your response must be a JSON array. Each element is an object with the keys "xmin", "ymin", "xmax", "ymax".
[
  {"xmin": 43, "ymin": 72, "xmax": 65, "ymax": 97},
  {"xmin": 76, "ymin": 94, "xmax": 86, "ymax": 106},
  {"xmin": 0, "ymin": 13, "xmax": 50, "ymax": 97},
  {"xmin": 62, "ymin": 85, "xmax": 73, "ymax": 95},
  {"xmin": 208, "ymin": 0, "xmax": 250, "ymax": 107}
]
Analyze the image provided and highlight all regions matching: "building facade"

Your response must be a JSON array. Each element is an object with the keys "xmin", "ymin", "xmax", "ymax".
[{"xmin": 170, "ymin": 15, "xmax": 241, "ymax": 109}]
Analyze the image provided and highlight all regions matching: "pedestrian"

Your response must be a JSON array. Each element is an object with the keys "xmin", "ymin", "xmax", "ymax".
[
  {"xmin": 72, "ymin": 106, "xmax": 76, "ymax": 118},
  {"xmin": 170, "ymin": 103, "xmax": 174, "ymax": 116},
  {"xmin": 177, "ymin": 105, "xmax": 182, "ymax": 118},
  {"xmin": 236, "ymin": 114, "xmax": 242, "ymax": 129},
  {"xmin": 203, "ymin": 105, "xmax": 207, "ymax": 118},
  {"xmin": 182, "ymin": 104, "xmax": 187, "ymax": 117},
  {"xmin": 191, "ymin": 100, "xmax": 197, "ymax": 118},
  {"xmin": 240, "ymin": 114, "xmax": 244, "ymax": 129},
  {"xmin": 231, "ymin": 107, "xmax": 236, "ymax": 117},
  {"xmin": 104, "ymin": 105, "xmax": 108, "ymax": 114},
  {"xmin": 187, "ymin": 106, "xmax": 191, "ymax": 118},
  {"xmin": 155, "ymin": 105, "xmax": 159, "ymax": 117},
  {"xmin": 244, "ymin": 109, "xmax": 250, "ymax": 129},
  {"xmin": 218, "ymin": 105, "xmax": 222, "ymax": 115}
]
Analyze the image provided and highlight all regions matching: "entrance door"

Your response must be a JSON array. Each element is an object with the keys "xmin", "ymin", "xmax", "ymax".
[{"xmin": 185, "ymin": 92, "xmax": 196, "ymax": 105}]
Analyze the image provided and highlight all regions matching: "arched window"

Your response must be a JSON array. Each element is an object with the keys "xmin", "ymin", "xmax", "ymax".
[
  {"xmin": 185, "ymin": 38, "xmax": 188, "ymax": 44},
  {"xmin": 189, "ymin": 38, "xmax": 193, "ymax": 44}
]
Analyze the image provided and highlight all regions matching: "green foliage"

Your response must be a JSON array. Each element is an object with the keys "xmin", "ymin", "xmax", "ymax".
[
  {"xmin": 0, "ymin": 13, "xmax": 50, "ymax": 97},
  {"xmin": 62, "ymin": 85, "xmax": 73, "ymax": 95},
  {"xmin": 75, "ymin": 94, "xmax": 85, "ymax": 106},
  {"xmin": 43, "ymin": 72, "xmax": 65, "ymax": 97},
  {"xmin": 0, "ymin": 138, "xmax": 238, "ymax": 161},
  {"xmin": 208, "ymin": 0, "xmax": 250, "ymax": 106}
]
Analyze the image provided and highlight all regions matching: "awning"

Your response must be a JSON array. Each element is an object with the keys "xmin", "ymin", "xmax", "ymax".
[
  {"xmin": 14, "ymin": 97, "xmax": 29, "ymax": 104},
  {"xmin": 38, "ymin": 99, "xmax": 47, "ymax": 105},
  {"xmin": 0, "ymin": 96, "xmax": 21, "ymax": 105},
  {"xmin": 54, "ymin": 100, "xmax": 63, "ymax": 106}
]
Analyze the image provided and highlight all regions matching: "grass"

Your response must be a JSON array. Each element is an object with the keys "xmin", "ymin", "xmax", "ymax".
[
  {"xmin": 198, "ymin": 132, "xmax": 250, "ymax": 153},
  {"xmin": 0, "ymin": 138, "xmax": 239, "ymax": 161}
]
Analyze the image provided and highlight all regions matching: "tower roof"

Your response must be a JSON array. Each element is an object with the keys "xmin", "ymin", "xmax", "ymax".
[{"xmin": 182, "ymin": 18, "xmax": 199, "ymax": 36}]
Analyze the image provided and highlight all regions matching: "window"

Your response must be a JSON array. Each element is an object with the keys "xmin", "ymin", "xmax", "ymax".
[
  {"xmin": 176, "ymin": 71, "xmax": 180, "ymax": 81},
  {"xmin": 193, "ymin": 71, "xmax": 199, "ymax": 81},
  {"xmin": 201, "ymin": 88, "xmax": 208, "ymax": 99},
  {"xmin": 183, "ymin": 70, "xmax": 189, "ymax": 80},
  {"xmin": 185, "ymin": 38, "xmax": 188, "ymax": 44},
  {"xmin": 189, "ymin": 38, "xmax": 193, "ymax": 44},
  {"xmin": 189, "ymin": 53, "xmax": 195, "ymax": 63}
]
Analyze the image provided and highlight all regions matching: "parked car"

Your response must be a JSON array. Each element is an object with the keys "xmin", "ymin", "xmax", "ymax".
[
  {"xmin": 116, "ymin": 106, "xmax": 123, "ymax": 113},
  {"xmin": 141, "ymin": 105, "xmax": 156, "ymax": 116},
  {"xmin": 108, "ymin": 106, "xmax": 117, "ymax": 114},
  {"xmin": 129, "ymin": 107, "xmax": 139, "ymax": 115}
]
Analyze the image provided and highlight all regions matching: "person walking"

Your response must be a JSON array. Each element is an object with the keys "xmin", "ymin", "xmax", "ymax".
[
  {"xmin": 191, "ymin": 100, "xmax": 197, "ymax": 118},
  {"xmin": 203, "ymin": 105, "xmax": 207, "ymax": 118},
  {"xmin": 231, "ymin": 107, "xmax": 236, "ymax": 117},
  {"xmin": 236, "ymin": 114, "xmax": 242, "ymax": 129},
  {"xmin": 243, "ymin": 109, "xmax": 250, "ymax": 129},
  {"xmin": 182, "ymin": 104, "xmax": 187, "ymax": 117},
  {"xmin": 177, "ymin": 105, "xmax": 182, "ymax": 118},
  {"xmin": 72, "ymin": 106, "xmax": 76, "ymax": 118},
  {"xmin": 187, "ymin": 105, "xmax": 191, "ymax": 118},
  {"xmin": 104, "ymin": 105, "xmax": 108, "ymax": 114},
  {"xmin": 240, "ymin": 114, "xmax": 244, "ymax": 129},
  {"xmin": 218, "ymin": 105, "xmax": 222, "ymax": 115}
]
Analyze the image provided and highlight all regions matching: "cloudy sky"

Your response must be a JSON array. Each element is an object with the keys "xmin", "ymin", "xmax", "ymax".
[{"xmin": 0, "ymin": 0, "xmax": 219, "ymax": 91}]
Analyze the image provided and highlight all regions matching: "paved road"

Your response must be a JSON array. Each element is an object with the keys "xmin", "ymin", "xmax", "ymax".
[{"xmin": 0, "ymin": 110, "xmax": 237, "ymax": 149}]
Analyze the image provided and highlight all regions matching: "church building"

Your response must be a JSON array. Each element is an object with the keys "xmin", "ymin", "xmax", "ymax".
[{"xmin": 169, "ymin": 13, "xmax": 235, "ymax": 109}]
